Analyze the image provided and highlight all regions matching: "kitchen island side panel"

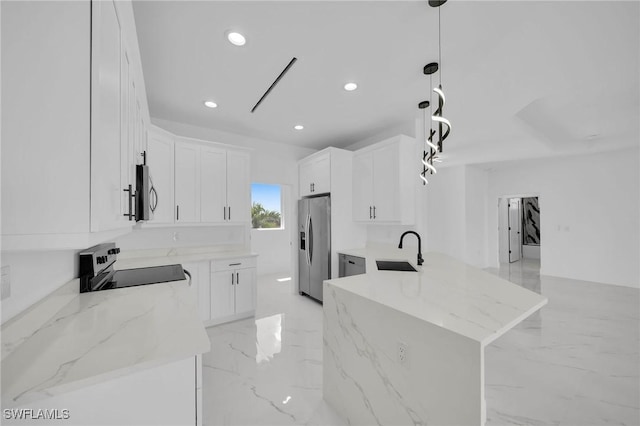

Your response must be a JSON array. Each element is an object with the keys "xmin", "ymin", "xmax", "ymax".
[{"xmin": 323, "ymin": 282, "xmax": 484, "ymax": 425}]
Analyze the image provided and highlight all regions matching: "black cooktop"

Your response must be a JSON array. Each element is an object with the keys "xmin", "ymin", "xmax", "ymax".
[{"xmin": 100, "ymin": 264, "xmax": 186, "ymax": 290}]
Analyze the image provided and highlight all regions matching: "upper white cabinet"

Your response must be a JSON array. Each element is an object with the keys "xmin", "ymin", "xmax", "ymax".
[
  {"xmin": 91, "ymin": 0, "xmax": 146, "ymax": 232},
  {"xmin": 1, "ymin": 0, "xmax": 150, "ymax": 249},
  {"xmin": 200, "ymin": 146, "xmax": 227, "ymax": 223},
  {"xmin": 225, "ymin": 150, "xmax": 251, "ymax": 223},
  {"xmin": 352, "ymin": 135, "xmax": 416, "ymax": 225},
  {"xmin": 175, "ymin": 142, "xmax": 202, "ymax": 223},
  {"xmin": 174, "ymin": 139, "xmax": 251, "ymax": 225},
  {"xmin": 147, "ymin": 126, "xmax": 175, "ymax": 224},
  {"xmin": 299, "ymin": 151, "xmax": 331, "ymax": 197}
]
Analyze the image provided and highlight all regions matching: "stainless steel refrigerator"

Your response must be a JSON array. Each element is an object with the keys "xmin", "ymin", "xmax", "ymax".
[{"xmin": 298, "ymin": 195, "xmax": 331, "ymax": 302}]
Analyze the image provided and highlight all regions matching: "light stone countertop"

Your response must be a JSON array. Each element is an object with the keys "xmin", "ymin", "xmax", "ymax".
[
  {"xmin": 1, "ymin": 247, "xmax": 257, "ymax": 408},
  {"xmin": 115, "ymin": 246, "xmax": 257, "ymax": 270},
  {"xmin": 332, "ymin": 245, "xmax": 548, "ymax": 346}
]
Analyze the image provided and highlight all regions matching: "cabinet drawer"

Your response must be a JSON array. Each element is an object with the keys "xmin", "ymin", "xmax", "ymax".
[{"xmin": 211, "ymin": 256, "xmax": 257, "ymax": 272}]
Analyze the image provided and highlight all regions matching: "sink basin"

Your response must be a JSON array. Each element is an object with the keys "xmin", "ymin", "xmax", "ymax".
[{"xmin": 376, "ymin": 260, "xmax": 417, "ymax": 272}]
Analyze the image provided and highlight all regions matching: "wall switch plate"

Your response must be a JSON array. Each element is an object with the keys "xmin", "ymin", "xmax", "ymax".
[
  {"xmin": 397, "ymin": 341, "xmax": 408, "ymax": 365},
  {"xmin": 1, "ymin": 266, "xmax": 11, "ymax": 300}
]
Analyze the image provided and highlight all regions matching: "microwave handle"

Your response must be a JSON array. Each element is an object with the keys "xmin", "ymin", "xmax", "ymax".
[{"xmin": 150, "ymin": 186, "xmax": 158, "ymax": 212}]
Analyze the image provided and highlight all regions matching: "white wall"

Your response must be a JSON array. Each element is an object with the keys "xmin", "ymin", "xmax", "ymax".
[
  {"xmin": 116, "ymin": 225, "xmax": 248, "ymax": 251},
  {"xmin": 487, "ymin": 147, "xmax": 639, "ymax": 288},
  {"xmin": 1, "ymin": 250, "xmax": 78, "ymax": 323}
]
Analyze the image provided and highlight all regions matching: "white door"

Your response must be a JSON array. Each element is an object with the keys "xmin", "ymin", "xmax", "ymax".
[
  {"xmin": 508, "ymin": 198, "xmax": 522, "ymax": 263},
  {"xmin": 352, "ymin": 152, "xmax": 374, "ymax": 221},
  {"xmin": 200, "ymin": 146, "xmax": 226, "ymax": 223},
  {"xmin": 210, "ymin": 271, "xmax": 235, "ymax": 319},
  {"xmin": 234, "ymin": 268, "xmax": 256, "ymax": 314},
  {"xmin": 174, "ymin": 143, "xmax": 200, "ymax": 223},
  {"xmin": 226, "ymin": 150, "xmax": 251, "ymax": 223},
  {"xmin": 372, "ymin": 144, "xmax": 399, "ymax": 222},
  {"xmin": 147, "ymin": 129, "xmax": 174, "ymax": 223}
]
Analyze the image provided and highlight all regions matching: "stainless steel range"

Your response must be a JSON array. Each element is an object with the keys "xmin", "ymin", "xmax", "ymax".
[{"xmin": 79, "ymin": 243, "xmax": 186, "ymax": 293}]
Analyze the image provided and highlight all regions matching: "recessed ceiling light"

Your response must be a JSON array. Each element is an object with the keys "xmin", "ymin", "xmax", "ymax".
[
  {"xmin": 294, "ymin": 125, "xmax": 304, "ymax": 130},
  {"xmin": 227, "ymin": 31, "xmax": 246, "ymax": 46},
  {"xmin": 204, "ymin": 101, "xmax": 218, "ymax": 108},
  {"xmin": 344, "ymin": 82, "xmax": 358, "ymax": 91}
]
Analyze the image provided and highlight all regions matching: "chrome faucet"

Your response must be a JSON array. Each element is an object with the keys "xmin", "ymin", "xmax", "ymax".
[{"xmin": 398, "ymin": 231, "xmax": 423, "ymax": 266}]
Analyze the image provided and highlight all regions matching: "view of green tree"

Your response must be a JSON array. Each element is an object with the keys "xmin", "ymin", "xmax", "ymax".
[{"xmin": 251, "ymin": 202, "xmax": 281, "ymax": 229}]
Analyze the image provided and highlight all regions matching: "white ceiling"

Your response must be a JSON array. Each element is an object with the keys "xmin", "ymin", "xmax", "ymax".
[{"xmin": 133, "ymin": 1, "xmax": 639, "ymax": 166}]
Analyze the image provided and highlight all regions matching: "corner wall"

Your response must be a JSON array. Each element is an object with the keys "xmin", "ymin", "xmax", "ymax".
[
  {"xmin": 153, "ymin": 118, "xmax": 315, "ymax": 277},
  {"xmin": 486, "ymin": 147, "xmax": 639, "ymax": 288}
]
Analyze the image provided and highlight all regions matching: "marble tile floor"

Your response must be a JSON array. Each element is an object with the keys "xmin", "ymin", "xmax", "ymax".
[{"xmin": 202, "ymin": 262, "xmax": 639, "ymax": 425}]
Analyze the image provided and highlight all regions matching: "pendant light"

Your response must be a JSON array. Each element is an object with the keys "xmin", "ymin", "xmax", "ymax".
[
  {"xmin": 429, "ymin": 0, "xmax": 451, "ymax": 153},
  {"xmin": 419, "ymin": 62, "xmax": 439, "ymax": 185}
]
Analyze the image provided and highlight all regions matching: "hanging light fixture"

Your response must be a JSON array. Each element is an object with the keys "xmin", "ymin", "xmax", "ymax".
[
  {"xmin": 419, "ymin": 62, "xmax": 439, "ymax": 185},
  {"xmin": 429, "ymin": 0, "xmax": 451, "ymax": 154}
]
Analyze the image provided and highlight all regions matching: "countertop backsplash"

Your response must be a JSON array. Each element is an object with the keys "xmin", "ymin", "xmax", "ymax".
[{"xmin": 116, "ymin": 224, "xmax": 249, "ymax": 251}]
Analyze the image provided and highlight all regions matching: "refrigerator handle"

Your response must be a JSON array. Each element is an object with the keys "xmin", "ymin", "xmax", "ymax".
[
  {"xmin": 309, "ymin": 215, "xmax": 313, "ymax": 265},
  {"xmin": 305, "ymin": 214, "xmax": 311, "ymax": 265}
]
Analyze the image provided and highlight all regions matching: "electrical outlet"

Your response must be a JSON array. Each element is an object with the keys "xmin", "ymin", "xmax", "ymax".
[
  {"xmin": 1, "ymin": 266, "xmax": 11, "ymax": 300},
  {"xmin": 397, "ymin": 341, "xmax": 408, "ymax": 365}
]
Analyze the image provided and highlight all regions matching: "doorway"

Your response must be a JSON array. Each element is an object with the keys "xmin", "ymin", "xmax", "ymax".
[{"xmin": 498, "ymin": 195, "xmax": 541, "ymax": 267}]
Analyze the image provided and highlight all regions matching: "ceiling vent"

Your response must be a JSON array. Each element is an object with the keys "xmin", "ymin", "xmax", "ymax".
[{"xmin": 250, "ymin": 57, "xmax": 297, "ymax": 113}]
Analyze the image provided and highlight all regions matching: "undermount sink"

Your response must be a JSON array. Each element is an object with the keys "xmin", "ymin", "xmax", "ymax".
[{"xmin": 376, "ymin": 260, "xmax": 417, "ymax": 272}]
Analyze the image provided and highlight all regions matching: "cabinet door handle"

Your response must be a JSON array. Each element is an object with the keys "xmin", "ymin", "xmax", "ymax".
[
  {"xmin": 236, "ymin": 272, "xmax": 239, "ymax": 284},
  {"xmin": 310, "ymin": 183, "xmax": 312, "ymax": 192},
  {"xmin": 369, "ymin": 206, "xmax": 372, "ymax": 219},
  {"xmin": 176, "ymin": 205, "xmax": 179, "ymax": 221},
  {"xmin": 231, "ymin": 272, "xmax": 234, "ymax": 285},
  {"xmin": 123, "ymin": 185, "xmax": 135, "ymax": 221},
  {"xmin": 348, "ymin": 260, "xmax": 355, "ymax": 265},
  {"xmin": 228, "ymin": 206, "xmax": 231, "ymax": 221},
  {"xmin": 373, "ymin": 206, "xmax": 376, "ymax": 219},
  {"xmin": 229, "ymin": 263, "xmax": 241, "ymax": 266}
]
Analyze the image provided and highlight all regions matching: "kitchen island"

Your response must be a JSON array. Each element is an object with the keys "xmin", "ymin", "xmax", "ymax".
[{"xmin": 323, "ymin": 246, "xmax": 547, "ymax": 426}]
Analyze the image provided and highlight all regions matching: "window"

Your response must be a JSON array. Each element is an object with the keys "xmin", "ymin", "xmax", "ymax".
[{"xmin": 251, "ymin": 183, "xmax": 283, "ymax": 229}]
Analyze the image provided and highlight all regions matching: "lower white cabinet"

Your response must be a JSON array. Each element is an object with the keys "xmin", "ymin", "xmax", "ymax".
[
  {"xmin": 184, "ymin": 256, "xmax": 257, "ymax": 327},
  {"xmin": 183, "ymin": 261, "xmax": 211, "ymax": 322},
  {"xmin": 209, "ymin": 257, "xmax": 257, "ymax": 325}
]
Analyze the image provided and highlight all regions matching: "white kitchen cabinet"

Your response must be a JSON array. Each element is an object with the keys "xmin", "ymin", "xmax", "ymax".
[
  {"xmin": 183, "ymin": 261, "xmax": 211, "ymax": 322},
  {"xmin": 147, "ymin": 126, "xmax": 175, "ymax": 224},
  {"xmin": 352, "ymin": 135, "xmax": 416, "ymax": 225},
  {"xmin": 209, "ymin": 257, "xmax": 257, "ymax": 324},
  {"xmin": 1, "ymin": 1, "xmax": 91, "ymax": 240},
  {"xmin": 210, "ymin": 270, "xmax": 236, "ymax": 319},
  {"xmin": 226, "ymin": 150, "xmax": 251, "ymax": 223},
  {"xmin": 299, "ymin": 150, "xmax": 331, "ymax": 197},
  {"xmin": 1, "ymin": 0, "xmax": 151, "ymax": 250},
  {"xmin": 91, "ymin": 0, "xmax": 134, "ymax": 232},
  {"xmin": 175, "ymin": 142, "xmax": 201, "ymax": 223},
  {"xmin": 200, "ymin": 146, "xmax": 227, "ymax": 223},
  {"xmin": 175, "ymin": 138, "xmax": 251, "ymax": 225}
]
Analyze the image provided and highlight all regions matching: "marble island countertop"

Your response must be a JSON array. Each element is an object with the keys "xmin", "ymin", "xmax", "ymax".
[
  {"xmin": 332, "ymin": 246, "xmax": 548, "ymax": 346},
  {"xmin": 0, "ymin": 246, "xmax": 256, "ymax": 408}
]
